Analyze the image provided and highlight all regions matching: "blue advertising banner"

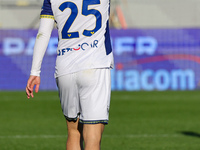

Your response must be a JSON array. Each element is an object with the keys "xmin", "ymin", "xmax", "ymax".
[{"xmin": 0, "ymin": 29, "xmax": 200, "ymax": 91}]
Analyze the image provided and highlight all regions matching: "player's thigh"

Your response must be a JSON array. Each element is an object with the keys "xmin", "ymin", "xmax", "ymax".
[
  {"xmin": 67, "ymin": 118, "xmax": 83, "ymax": 135},
  {"xmin": 83, "ymin": 123, "xmax": 105, "ymax": 143},
  {"xmin": 77, "ymin": 68, "xmax": 111, "ymax": 123}
]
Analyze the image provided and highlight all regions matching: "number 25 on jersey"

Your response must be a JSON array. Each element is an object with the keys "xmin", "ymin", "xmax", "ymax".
[{"xmin": 59, "ymin": 0, "xmax": 102, "ymax": 39}]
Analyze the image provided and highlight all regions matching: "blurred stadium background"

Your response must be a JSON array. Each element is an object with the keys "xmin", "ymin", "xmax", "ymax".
[
  {"xmin": 1, "ymin": 0, "xmax": 200, "ymax": 150},
  {"xmin": 1, "ymin": 0, "xmax": 200, "ymax": 90}
]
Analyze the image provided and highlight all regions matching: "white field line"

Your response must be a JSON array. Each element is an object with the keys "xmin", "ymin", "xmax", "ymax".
[
  {"xmin": 104, "ymin": 134, "xmax": 181, "ymax": 138},
  {"xmin": 0, "ymin": 134, "xmax": 181, "ymax": 139},
  {"xmin": 0, "ymin": 135, "xmax": 67, "ymax": 139}
]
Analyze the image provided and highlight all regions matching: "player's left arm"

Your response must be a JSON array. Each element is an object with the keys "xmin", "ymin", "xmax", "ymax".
[
  {"xmin": 26, "ymin": 18, "xmax": 54, "ymax": 99},
  {"xmin": 26, "ymin": 75, "xmax": 40, "ymax": 99},
  {"xmin": 26, "ymin": 0, "xmax": 55, "ymax": 99},
  {"xmin": 30, "ymin": 18, "xmax": 54, "ymax": 76}
]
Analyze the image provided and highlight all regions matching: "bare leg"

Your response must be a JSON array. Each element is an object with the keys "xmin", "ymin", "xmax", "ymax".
[
  {"xmin": 83, "ymin": 124, "xmax": 105, "ymax": 150},
  {"xmin": 66, "ymin": 119, "xmax": 84, "ymax": 150}
]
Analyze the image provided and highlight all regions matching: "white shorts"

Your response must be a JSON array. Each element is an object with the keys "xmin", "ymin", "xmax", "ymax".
[{"xmin": 56, "ymin": 68, "xmax": 111, "ymax": 124}]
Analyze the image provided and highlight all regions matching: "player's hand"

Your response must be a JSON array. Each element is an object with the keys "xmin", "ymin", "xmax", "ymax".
[{"xmin": 26, "ymin": 75, "xmax": 41, "ymax": 99}]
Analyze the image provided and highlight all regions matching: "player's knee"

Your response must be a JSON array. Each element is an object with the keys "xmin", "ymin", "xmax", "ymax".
[
  {"xmin": 67, "ymin": 127, "xmax": 80, "ymax": 138},
  {"xmin": 67, "ymin": 124, "xmax": 81, "ymax": 139}
]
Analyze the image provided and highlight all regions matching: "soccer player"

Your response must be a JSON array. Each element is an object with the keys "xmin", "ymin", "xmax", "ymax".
[{"xmin": 25, "ymin": 0, "xmax": 114, "ymax": 150}]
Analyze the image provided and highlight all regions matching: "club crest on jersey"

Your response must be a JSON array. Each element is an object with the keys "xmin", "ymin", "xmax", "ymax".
[{"xmin": 57, "ymin": 40, "xmax": 99, "ymax": 56}]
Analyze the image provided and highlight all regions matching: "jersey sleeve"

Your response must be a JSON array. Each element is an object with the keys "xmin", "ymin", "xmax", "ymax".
[
  {"xmin": 40, "ymin": 0, "xmax": 54, "ymax": 20},
  {"xmin": 30, "ymin": 18, "xmax": 55, "ymax": 76}
]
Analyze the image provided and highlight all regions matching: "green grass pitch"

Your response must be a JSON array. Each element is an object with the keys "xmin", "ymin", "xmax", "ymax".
[{"xmin": 0, "ymin": 91, "xmax": 200, "ymax": 150}]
